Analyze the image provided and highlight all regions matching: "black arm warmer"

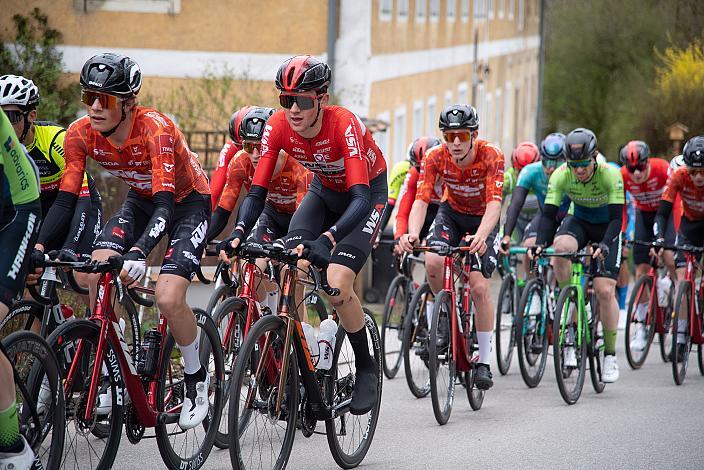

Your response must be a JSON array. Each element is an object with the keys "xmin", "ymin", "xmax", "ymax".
[
  {"xmin": 503, "ymin": 186, "xmax": 528, "ymax": 238},
  {"xmin": 535, "ymin": 203, "xmax": 559, "ymax": 247},
  {"xmin": 206, "ymin": 206, "xmax": 232, "ymax": 243},
  {"xmin": 134, "ymin": 191, "xmax": 174, "ymax": 255},
  {"xmin": 378, "ymin": 201, "xmax": 394, "ymax": 233},
  {"xmin": 329, "ymin": 184, "xmax": 371, "ymax": 243},
  {"xmin": 61, "ymin": 194, "xmax": 93, "ymax": 252},
  {"xmin": 234, "ymin": 184, "xmax": 267, "ymax": 234},
  {"xmin": 38, "ymin": 191, "xmax": 78, "ymax": 246},
  {"xmin": 654, "ymin": 200, "xmax": 673, "ymax": 239},
  {"xmin": 601, "ymin": 204, "xmax": 624, "ymax": 245}
]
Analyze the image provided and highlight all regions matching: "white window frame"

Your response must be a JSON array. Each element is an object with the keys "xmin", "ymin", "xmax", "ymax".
[
  {"xmin": 509, "ymin": 0, "xmax": 515, "ymax": 19},
  {"xmin": 415, "ymin": 0, "xmax": 427, "ymax": 21},
  {"xmin": 426, "ymin": 96, "xmax": 437, "ymax": 136},
  {"xmin": 503, "ymin": 82, "xmax": 512, "ymax": 151},
  {"xmin": 485, "ymin": 92, "xmax": 493, "ymax": 142},
  {"xmin": 413, "ymin": 100, "xmax": 424, "ymax": 139},
  {"xmin": 429, "ymin": 0, "xmax": 440, "ymax": 22},
  {"xmin": 444, "ymin": 89, "xmax": 453, "ymax": 109},
  {"xmin": 457, "ymin": 81, "xmax": 469, "ymax": 105},
  {"xmin": 518, "ymin": 0, "xmax": 525, "ymax": 30},
  {"xmin": 460, "ymin": 0, "xmax": 470, "ymax": 21},
  {"xmin": 374, "ymin": 111, "xmax": 391, "ymax": 162},
  {"xmin": 394, "ymin": 106, "xmax": 408, "ymax": 165},
  {"xmin": 488, "ymin": 0, "xmax": 494, "ymax": 20},
  {"xmin": 398, "ymin": 0, "xmax": 409, "ymax": 21},
  {"xmin": 498, "ymin": 0, "xmax": 504, "ymax": 19},
  {"xmin": 494, "ymin": 89, "xmax": 503, "ymax": 149},
  {"xmin": 84, "ymin": 0, "xmax": 181, "ymax": 14},
  {"xmin": 447, "ymin": 0, "xmax": 456, "ymax": 22},
  {"xmin": 379, "ymin": 0, "xmax": 392, "ymax": 21}
]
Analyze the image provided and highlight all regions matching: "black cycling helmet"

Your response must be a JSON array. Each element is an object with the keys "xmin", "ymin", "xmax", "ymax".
[
  {"xmin": 408, "ymin": 136, "xmax": 442, "ymax": 169},
  {"xmin": 80, "ymin": 53, "xmax": 142, "ymax": 97},
  {"xmin": 239, "ymin": 107, "xmax": 275, "ymax": 141},
  {"xmin": 683, "ymin": 135, "xmax": 704, "ymax": 169},
  {"xmin": 563, "ymin": 128, "xmax": 598, "ymax": 161},
  {"xmin": 540, "ymin": 132, "xmax": 566, "ymax": 160},
  {"xmin": 438, "ymin": 104, "xmax": 479, "ymax": 131},
  {"xmin": 619, "ymin": 140, "xmax": 650, "ymax": 167},
  {"xmin": 275, "ymin": 55, "xmax": 331, "ymax": 94}
]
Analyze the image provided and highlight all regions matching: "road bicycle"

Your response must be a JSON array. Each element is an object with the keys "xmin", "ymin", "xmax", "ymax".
[
  {"xmin": 45, "ymin": 256, "xmax": 224, "ymax": 469},
  {"xmin": 227, "ymin": 243, "xmax": 382, "ymax": 469},
  {"xmin": 401, "ymin": 280, "xmax": 433, "ymax": 398},
  {"xmin": 494, "ymin": 247, "xmax": 525, "ymax": 375}
]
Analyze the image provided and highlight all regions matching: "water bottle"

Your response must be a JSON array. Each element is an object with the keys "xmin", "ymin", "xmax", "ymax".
[
  {"xmin": 316, "ymin": 319, "xmax": 338, "ymax": 370},
  {"xmin": 137, "ymin": 329, "xmax": 162, "ymax": 376},
  {"xmin": 301, "ymin": 322, "xmax": 319, "ymax": 367},
  {"xmin": 657, "ymin": 276, "xmax": 672, "ymax": 307}
]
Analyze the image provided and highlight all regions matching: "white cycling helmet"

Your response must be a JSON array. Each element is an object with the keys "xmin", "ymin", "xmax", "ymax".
[{"xmin": 0, "ymin": 75, "xmax": 40, "ymax": 108}]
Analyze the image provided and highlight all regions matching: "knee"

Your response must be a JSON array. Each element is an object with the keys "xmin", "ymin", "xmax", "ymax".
[
  {"xmin": 326, "ymin": 266, "xmax": 356, "ymax": 308},
  {"xmin": 595, "ymin": 283, "xmax": 615, "ymax": 302},
  {"xmin": 74, "ymin": 272, "xmax": 92, "ymax": 290},
  {"xmin": 425, "ymin": 255, "xmax": 443, "ymax": 279},
  {"xmin": 471, "ymin": 280, "xmax": 490, "ymax": 302},
  {"xmin": 155, "ymin": 285, "xmax": 186, "ymax": 316}
]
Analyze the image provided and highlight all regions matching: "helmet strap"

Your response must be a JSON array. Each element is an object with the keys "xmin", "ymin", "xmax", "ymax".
[
  {"xmin": 19, "ymin": 112, "xmax": 31, "ymax": 143},
  {"xmin": 309, "ymin": 97, "xmax": 323, "ymax": 129},
  {"xmin": 100, "ymin": 101, "xmax": 128, "ymax": 138}
]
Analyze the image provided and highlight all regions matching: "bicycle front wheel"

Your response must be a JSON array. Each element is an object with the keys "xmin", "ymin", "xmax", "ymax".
[
  {"xmin": 402, "ymin": 283, "xmax": 432, "ymax": 398},
  {"xmin": 553, "ymin": 287, "xmax": 587, "ymax": 405},
  {"xmin": 3, "ymin": 330, "xmax": 65, "ymax": 470},
  {"xmin": 624, "ymin": 275, "xmax": 655, "ymax": 369},
  {"xmin": 516, "ymin": 278, "xmax": 549, "ymax": 388},
  {"xmin": 429, "ymin": 291, "xmax": 455, "ymax": 425},
  {"xmin": 381, "ymin": 274, "xmax": 408, "ymax": 379},
  {"xmin": 495, "ymin": 274, "xmax": 516, "ymax": 375},
  {"xmin": 587, "ymin": 293, "xmax": 605, "ymax": 394},
  {"xmin": 326, "ymin": 308, "xmax": 382, "ymax": 469},
  {"xmin": 229, "ymin": 314, "xmax": 298, "ymax": 470}
]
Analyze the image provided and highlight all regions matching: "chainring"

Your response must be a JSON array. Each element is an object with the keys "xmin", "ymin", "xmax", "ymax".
[{"xmin": 125, "ymin": 402, "xmax": 145, "ymax": 444}]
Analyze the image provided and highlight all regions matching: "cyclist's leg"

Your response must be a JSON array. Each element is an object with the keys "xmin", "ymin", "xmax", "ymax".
[
  {"xmin": 424, "ymin": 203, "xmax": 461, "ymax": 295},
  {"xmin": 249, "ymin": 204, "xmax": 290, "ymax": 312},
  {"xmin": 551, "ymin": 216, "xmax": 584, "ymax": 286}
]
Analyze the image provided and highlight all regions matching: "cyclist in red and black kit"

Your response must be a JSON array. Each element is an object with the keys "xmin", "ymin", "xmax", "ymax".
[
  {"xmin": 220, "ymin": 55, "xmax": 386, "ymax": 415},
  {"xmin": 399, "ymin": 104, "xmax": 504, "ymax": 389},
  {"xmin": 210, "ymin": 105, "xmax": 254, "ymax": 211},
  {"xmin": 35, "ymin": 53, "xmax": 213, "ymax": 429}
]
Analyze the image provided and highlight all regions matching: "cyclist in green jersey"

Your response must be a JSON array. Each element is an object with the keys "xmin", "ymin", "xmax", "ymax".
[
  {"xmin": 532, "ymin": 128, "xmax": 624, "ymax": 383},
  {"xmin": 378, "ymin": 157, "xmax": 410, "ymax": 233},
  {"xmin": 0, "ymin": 109, "xmax": 41, "ymax": 467}
]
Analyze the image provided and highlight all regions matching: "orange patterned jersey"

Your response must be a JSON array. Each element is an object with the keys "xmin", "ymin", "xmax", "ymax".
[
  {"xmin": 662, "ymin": 166, "xmax": 704, "ymax": 221},
  {"xmin": 60, "ymin": 107, "xmax": 210, "ymax": 202},
  {"xmin": 416, "ymin": 140, "xmax": 504, "ymax": 215},
  {"xmin": 218, "ymin": 150, "xmax": 309, "ymax": 214}
]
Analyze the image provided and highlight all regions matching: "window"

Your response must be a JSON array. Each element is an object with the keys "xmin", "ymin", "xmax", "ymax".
[
  {"xmin": 458, "ymin": 82, "xmax": 469, "ymax": 104},
  {"xmin": 518, "ymin": 0, "xmax": 524, "ymax": 29},
  {"xmin": 394, "ymin": 107, "xmax": 407, "ymax": 165},
  {"xmin": 444, "ymin": 90, "xmax": 453, "ymax": 109},
  {"xmin": 379, "ymin": 0, "xmax": 392, "ymax": 21},
  {"xmin": 498, "ymin": 0, "xmax": 504, "ymax": 18},
  {"xmin": 494, "ymin": 89, "xmax": 503, "ymax": 149},
  {"xmin": 474, "ymin": 0, "xmax": 487, "ymax": 20},
  {"xmin": 413, "ymin": 101, "xmax": 424, "ymax": 139},
  {"xmin": 398, "ymin": 0, "xmax": 409, "ymax": 20},
  {"xmin": 83, "ymin": 0, "xmax": 181, "ymax": 14},
  {"xmin": 488, "ymin": 0, "xmax": 494, "ymax": 20},
  {"xmin": 447, "ymin": 0, "xmax": 456, "ymax": 21},
  {"xmin": 460, "ymin": 0, "xmax": 470, "ymax": 21},
  {"xmin": 485, "ymin": 93, "xmax": 493, "ymax": 142},
  {"xmin": 429, "ymin": 0, "xmax": 439, "ymax": 21},
  {"xmin": 375, "ymin": 112, "xmax": 391, "ymax": 160},
  {"xmin": 509, "ymin": 0, "xmax": 515, "ymax": 19},
  {"xmin": 427, "ymin": 96, "xmax": 437, "ymax": 136},
  {"xmin": 416, "ymin": 0, "xmax": 427, "ymax": 21}
]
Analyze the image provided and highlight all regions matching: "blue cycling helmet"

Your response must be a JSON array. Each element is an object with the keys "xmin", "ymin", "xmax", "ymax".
[{"xmin": 540, "ymin": 133, "xmax": 566, "ymax": 160}]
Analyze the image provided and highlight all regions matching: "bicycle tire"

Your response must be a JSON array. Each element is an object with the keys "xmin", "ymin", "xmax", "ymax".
[
  {"xmin": 553, "ymin": 286, "xmax": 587, "ymax": 405},
  {"xmin": 0, "ymin": 299, "xmax": 44, "ymax": 340},
  {"xmin": 672, "ymin": 282, "xmax": 691, "ymax": 385},
  {"xmin": 465, "ymin": 309, "xmax": 484, "ymax": 411},
  {"xmin": 587, "ymin": 293, "xmax": 605, "ymax": 394},
  {"xmin": 228, "ymin": 314, "xmax": 298, "ymax": 470},
  {"xmin": 381, "ymin": 274, "xmax": 407, "ymax": 379},
  {"xmin": 212, "ymin": 297, "xmax": 248, "ymax": 449},
  {"xmin": 46, "ymin": 318, "xmax": 123, "ymax": 469},
  {"xmin": 155, "ymin": 309, "xmax": 224, "ymax": 469},
  {"xmin": 624, "ymin": 275, "xmax": 655, "ymax": 369},
  {"xmin": 402, "ymin": 283, "xmax": 432, "ymax": 398},
  {"xmin": 516, "ymin": 278, "xmax": 549, "ymax": 388},
  {"xmin": 495, "ymin": 274, "xmax": 516, "ymax": 375},
  {"xmin": 3, "ymin": 330, "xmax": 65, "ymax": 470},
  {"xmin": 326, "ymin": 308, "xmax": 383, "ymax": 468},
  {"xmin": 206, "ymin": 284, "xmax": 232, "ymax": 318},
  {"xmin": 429, "ymin": 291, "xmax": 455, "ymax": 425}
]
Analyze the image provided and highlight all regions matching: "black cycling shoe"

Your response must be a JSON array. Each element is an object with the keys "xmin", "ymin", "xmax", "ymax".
[
  {"xmin": 474, "ymin": 363, "xmax": 494, "ymax": 390},
  {"xmin": 435, "ymin": 319, "xmax": 449, "ymax": 349},
  {"xmin": 668, "ymin": 343, "xmax": 689, "ymax": 363},
  {"xmin": 349, "ymin": 364, "xmax": 379, "ymax": 415},
  {"xmin": 415, "ymin": 343, "xmax": 429, "ymax": 360}
]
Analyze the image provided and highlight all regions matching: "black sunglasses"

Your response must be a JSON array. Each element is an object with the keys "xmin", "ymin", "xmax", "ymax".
[
  {"xmin": 4, "ymin": 110, "xmax": 26, "ymax": 124},
  {"xmin": 279, "ymin": 94, "xmax": 319, "ymax": 111}
]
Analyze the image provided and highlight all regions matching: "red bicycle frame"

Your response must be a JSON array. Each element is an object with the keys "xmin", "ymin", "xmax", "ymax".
[
  {"xmin": 634, "ymin": 260, "xmax": 670, "ymax": 335},
  {"xmin": 677, "ymin": 251, "xmax": 704, "ymax": 345}
]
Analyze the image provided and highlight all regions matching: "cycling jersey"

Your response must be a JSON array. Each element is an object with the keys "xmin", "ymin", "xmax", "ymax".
[
  {"xmin": 516, "ymin": 161, "xmax": 571, "ymax": 211},
  {"xmin": 1, "ymin": 112, "xmax": 39, "ymax": 209},
  {"xmin": 210, "ymin": 139, "xmax": 240, "ymax": 210},
  {"xmin": 388, "ymin": 160, "xmax": 410, "ymax": 204},
  {"xmin": 620, "ymin": 158, "xmax": 669, "ymax": 212},
  {"xmin": 218, "ymin": 150, "xmax": 309, "ymax": 215},
  {"xmin": 253, "ymin": 106, "xmax": 386, "ymax": 191},
  {"xmin": 60, "ymin": 107, "xmax": 210, "ymax": 202},
  {"xmin": 394, "ymin": 165, "xmax": 442, "ymax": 239},
  {"xmin": 661, "ymin": 167, "xmax": 704, "ymax": 221},
  {"xmin": 504, "ymin": 166, "xmax": 540, "ymax": 213},
  {"xmin": 544, "ymin": 162, "xmax": 624, "ymax": 224},
  {"xmin": 416, "ymin": 141, "xmax": 504, "ymax": 216}
]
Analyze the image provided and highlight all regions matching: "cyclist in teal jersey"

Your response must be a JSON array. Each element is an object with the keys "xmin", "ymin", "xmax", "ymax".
[
  {"xmin": 0, "ymin": 108, "xmax": 41, "ymax": 467},
  {"xmin": 532, "ymin": 128, "xmax": 624, "ymax": 383}
]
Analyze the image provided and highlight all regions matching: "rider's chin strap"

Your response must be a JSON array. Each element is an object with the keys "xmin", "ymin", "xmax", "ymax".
[
  {"xmin": 100, "ymin": 101, "xmax": 128, "ymax": 138},
  {"xmin": 19, "ymin": 112, "xmax": 31, "ymax": 142}
]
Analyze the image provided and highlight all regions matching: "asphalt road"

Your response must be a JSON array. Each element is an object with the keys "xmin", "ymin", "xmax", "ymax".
[{"xmin": 106, "ymin": 281, "xmax": 704, "ymax": 469}]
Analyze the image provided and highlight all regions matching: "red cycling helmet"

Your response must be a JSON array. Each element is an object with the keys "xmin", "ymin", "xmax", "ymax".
[
  {"xmin": 275, "ymin": 55, "xmax": 331, "ymax": 94},
  {"xmin": 511, "ymin": 141, "xmax": 540, "ymax": 173},
  {"xmin": 618, "ymin": 140, "xmax": 650, "ymax": 168},
  {"xmin": 228, "ymin": 105, "xmax": 255, "ymax": 146},
  {"xmin": 408, "ymin": 136, "xmax": 442, "ymax": 169}
]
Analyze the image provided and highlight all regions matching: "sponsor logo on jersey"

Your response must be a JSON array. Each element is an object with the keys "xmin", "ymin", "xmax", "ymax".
[
  {"xmin": 145, "ymin": 111, "xmax": 169, "ymax": 128},
  {"xmin": 316, "ymin": 139, "xmax": 330, "ymax": 146},
  {"xmin": 158, "ymin": 135, "xmax": 174, "ymax": 155},
  {"xmin": 7, "ymin": 213, "xmax": 36, "ymax": 280},
  {"xmin": 344, "ymin": 124, "xmax": 360, "ymax": 158},
  {"xmin": 337, "ymin": 251, "xmax": 356, "ymax": 259},
  {"xmin": 163, "ymin": 162, "xmax": 174, "ymax": 172},
  {"xmin": 362, "ymin": 204, "xmax": 383, "ymax": 235},
  {"xmin": 112, "ymin": 227, "xmax": 125, "ymax": 239}
]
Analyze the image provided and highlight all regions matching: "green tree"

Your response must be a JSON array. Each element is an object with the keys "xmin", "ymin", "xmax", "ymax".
[{"xmin": 0, "ymin": 8, "xmax": 80, "ymax": 126}]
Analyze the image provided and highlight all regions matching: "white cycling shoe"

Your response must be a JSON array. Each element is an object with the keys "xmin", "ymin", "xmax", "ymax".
[
  {"xmin": 630, "ymin": 327, "xmax": 649, "ymax": 351},
  {"xmin": 179, "ymin": 371, "xmax": 210, "ymax": 430},
  {"xmin": 0, "ymin": 436, "xmax": 35, "ymax": 470},
  {"xmin": 602, "ymin": 355, "xmax": 620, "ymax": 383},
  {"xmin": 564, "ymin": 346, "xmax": 578, "ymax": 368}
]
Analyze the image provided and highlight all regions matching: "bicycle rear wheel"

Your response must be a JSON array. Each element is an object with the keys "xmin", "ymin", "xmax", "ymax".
[
  {"xmin": 0, "ymin": 300, "xmax": 44, "ymax": 340},
  {"xmin": 381, "ymin": 274, "xmax": 407, "ymax": 379},
  {"xmin": 429, "ymin": 291, "xmax": 455, "ymax": 425},
  {"xmin": 624, "ymin": 275, "xmax": 656, "ymax": 369},
  {"xmin": 516, "ymin": 279, "xmax": 549, "ymax": 388},
  {"xmin": 402, "ymin": 283, "xmax": 432, "ymax": 398},
  {"xmin": 587, "ymin": 293, "xmax": 605, "ymax": 394},
  {"xmin": 553, "ymin": 287, "xmax": 587, "ymax": 405},
  {"xmin": 3, "ymin": 330, "xmax": 65, "ymax": 470},
  {"xmin": 672, "ymin": 282, "xmax": 692, "ymax": 385},
  {"xmin": 229, "ymin": 314, "xmax": 298, "ymax": 470},
  {"xmin": 206, "ymin": 283, "xmax": 233, "ymax": 318},
  {"xmin": 326, "ymin": 308, "xmax": 382, "ymax": 469},
  {"xmin": 495, "ymin": 274, "xmax": 516, "ymax": 375}
]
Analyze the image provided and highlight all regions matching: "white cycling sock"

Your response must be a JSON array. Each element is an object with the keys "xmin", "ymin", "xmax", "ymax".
[
  {"xmin": 425, "ymin": 300, "xmax": 435, "ymax": 329},
  {"xmin": 477, "ymin": 331, "xmax": 492, "ymax": 364},
  {"xmin": 178, "ymin": 332, "xmax": 202, "ymax": 375},
  {"xmin": 677, "ymin": 319, "xmax": 687, "ymax": 344},
  {"xmin": 635, "ymin": 302, "xmax": 648, "ymax": 322},
  {"xmin": 267, "ymin": 290, "xmax": 279, "ymax": 314}
]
